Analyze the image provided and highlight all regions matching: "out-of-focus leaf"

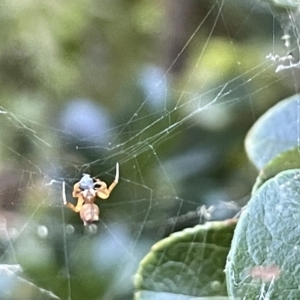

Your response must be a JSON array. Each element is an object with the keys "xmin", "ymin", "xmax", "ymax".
[
  {"xmin": 226, "ymin": 169, "xmax": 300, "ymax": 299},
  {"xmin": 245, "ymin": 94, "xmax": 300, "ymax": 170},
  {"xmin": 0, "ymin": 264, "xmax": 59, "ymax": 300},
  {"xmin": 134, "ymin": 221, "xmax": 237, "ymax": 300},
  {"xmin": 252, "ymin": 147, "xmax": 300, "ymax": 193},
  {"xmin": 135, "ymin": 291, "xmax": 229, "ymax": 300},
  {"xmin": 261, "ymin": 0, "xmax": 299, "ymax": 8}
]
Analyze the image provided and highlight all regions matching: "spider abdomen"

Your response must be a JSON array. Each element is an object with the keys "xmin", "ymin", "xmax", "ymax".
[{"xmin": 80, "ymin": 203, "xmax": 99, "ymax": 225}]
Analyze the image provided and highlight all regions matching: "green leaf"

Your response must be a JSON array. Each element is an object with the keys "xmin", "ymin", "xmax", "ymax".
[
  {"xmin": 134, "ymin": 221, "xmax": 236, "ymax": 300},
  {"xmin": 226, "ymin": 169, "xmax": 300, "ymax": 299},
  {"xmin": 252, "ymin": 147, "xmax": 300, "ymax": 193},
  {"xmin": 134, "ymin": 291, "xmax": 229, "ymax": 300},
  {"xmin": 245, "ymin": 94, "xmax": 300, "ymax": 170},
  {"xmin": 0, "ymin": 264, "xmax": 59, "ymax": 300}
]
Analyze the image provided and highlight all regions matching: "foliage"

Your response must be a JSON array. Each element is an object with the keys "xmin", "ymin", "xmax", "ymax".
[
  {"xmin": 132, "ymin": 0, "xmax": 300, "ymax": 295},
  {"xmin": 134, "ymin": 94, "xmax": 300, "ymax": 299},
  {"xmin": 0, "ymin": 0, "xmax": 299, "ymax": 300},
  {"xmin": 134, "ymin": 221, "xmax": 236, "ymax": 300},
  {"xmin": 134, "ymin": 91, "xmax": 300, "ymax": 299}
]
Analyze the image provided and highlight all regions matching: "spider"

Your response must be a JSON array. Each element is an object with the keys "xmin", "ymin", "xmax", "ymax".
[{"xmin": 62, "ymin": 163, "xmax": 119, "ymax": 226}]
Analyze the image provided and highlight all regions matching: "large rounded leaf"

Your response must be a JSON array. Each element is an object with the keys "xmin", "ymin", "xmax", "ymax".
[
  {"xmin": 245, "ymin": 94, "xmax": 299, "ymax": 169},
  {"xmin": 134, "ymin": 221, "xmax": 236, "ymax": 300},
  {"xmin": 252, "ymin": 147, "xmax": 300, "ymax": 193},
  {"xmin": 226, "ymin": 169, "xmax": 300, "ymax": 299}
]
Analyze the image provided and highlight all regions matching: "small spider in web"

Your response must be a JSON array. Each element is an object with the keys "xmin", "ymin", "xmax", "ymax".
[{"xmin": 62, "ymin": 163, "xmax": 119, "ymax": 226}]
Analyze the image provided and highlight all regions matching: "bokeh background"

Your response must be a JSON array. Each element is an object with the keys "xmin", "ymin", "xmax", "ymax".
[{"xmin": 0, "ymin": 0, "xmax": 296, "ymax": 299}]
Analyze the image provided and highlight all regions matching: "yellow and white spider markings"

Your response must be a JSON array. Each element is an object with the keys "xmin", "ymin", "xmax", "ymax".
[{"xmin": 63, "ymin": 163, "xmax": 119, "ymax": 226}]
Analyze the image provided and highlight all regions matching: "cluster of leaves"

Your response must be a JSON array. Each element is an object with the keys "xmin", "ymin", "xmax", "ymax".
[{"xmin": 134, "ymin": 93, "xmax": 300, "ymax": 299}]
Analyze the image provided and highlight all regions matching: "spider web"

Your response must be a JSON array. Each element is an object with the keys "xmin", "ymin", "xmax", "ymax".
[{"xmin": 0, "ymin": 0, "xmax": 298, "ymax": 299}]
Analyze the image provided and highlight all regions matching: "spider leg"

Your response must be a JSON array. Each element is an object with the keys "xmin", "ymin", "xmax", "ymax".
[
  {"xmin": 62, "ymin": 181, "xmax": 84, "ymax": 213},
  {"xmin": 108, "ymin": 162, "xmax": 119, "ymax": 193},
  {"xmin": 62, "ymin": 181, "xmax": 67, "ymax": 205},
  {"xmin": 96, "ymin": 163, "xmax": 119, "ymax": 199},
  {"xmin": 115, "ymin": 162, "xmax": 119, "ymax": 183},
  {"xmin": 65, "ymin": 198, "xmax": 84, "ymax": 213},
  {"xmin": 72, "ymin": 182, "xmax": 82, "ymax": 198}
]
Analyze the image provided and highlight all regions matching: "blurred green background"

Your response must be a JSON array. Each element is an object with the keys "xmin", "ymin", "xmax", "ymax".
[{"xmin": 0, "ymin": 0, "xmax": 296, "ymax": 299}]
